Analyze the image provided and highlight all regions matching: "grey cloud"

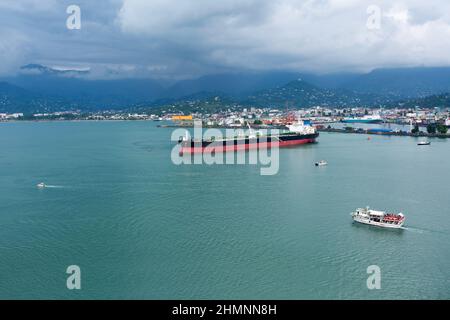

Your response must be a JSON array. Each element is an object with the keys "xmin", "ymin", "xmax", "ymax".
[{"xmin": 1, "ymin": 0, "xmax": 450, "ymax": 79}]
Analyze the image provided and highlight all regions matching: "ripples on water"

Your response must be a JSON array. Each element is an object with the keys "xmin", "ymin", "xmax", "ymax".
[{"xmin": 0, "ymin": 121, "xmax": 449, "ymax": 299}]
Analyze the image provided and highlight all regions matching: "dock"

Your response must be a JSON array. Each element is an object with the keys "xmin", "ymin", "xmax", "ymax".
[{"xmin": 317, "ymin": 127, "xmax": 449, "ymax": 138}]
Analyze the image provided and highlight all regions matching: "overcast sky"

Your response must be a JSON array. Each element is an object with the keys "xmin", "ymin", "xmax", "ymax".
[{"xmin": 2, "ymin": 0, "xmax": 450, "ymax": 79}]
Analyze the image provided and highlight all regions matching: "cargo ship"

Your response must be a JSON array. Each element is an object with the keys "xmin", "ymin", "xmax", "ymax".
[
  {"xmin": 342, "ymin": 115, "xmax": 383, "ymax": 124},
  {"xmin": 179, "ymin": 120, "xmax": 318, "ymax": 155}
]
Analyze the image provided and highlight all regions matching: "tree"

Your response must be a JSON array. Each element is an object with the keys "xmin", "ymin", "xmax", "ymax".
[
  {"xmin": 411, "ymin": 124, "xmax": 420, "ymax": 134},
  {"xmin": 437, "ymin": 124, "xmax": 448, "ymax": 135},
  {"xmin": 427, "ymin": 124, "xmax": 437, "ymax": 134}
]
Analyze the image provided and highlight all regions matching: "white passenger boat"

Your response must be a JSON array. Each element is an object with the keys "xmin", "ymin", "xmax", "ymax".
[
  {"xmin": 37, "ymin": 182, "xmax": 46, "ymax": 189},
  {"xmin": 351, "ymin": 207, "xmax": 405, "ymax": 229}
]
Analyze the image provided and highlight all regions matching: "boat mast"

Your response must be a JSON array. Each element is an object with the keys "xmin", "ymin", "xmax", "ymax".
[{"xmin": 247, "ymin": 122, "xmax": 256, "ymax": 139}]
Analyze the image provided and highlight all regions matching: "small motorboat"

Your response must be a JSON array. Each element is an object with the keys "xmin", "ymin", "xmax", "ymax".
[
  {"xmin": 315, "ymin": 160, "xmax": 328, "ymax": 167},
  {"xmin": 37, "ymin": 182, "xmax": 46, "ymax": 189},
  {"xmin": 418, "ymin": 140, "xmax": 430, "ymax": 146}
]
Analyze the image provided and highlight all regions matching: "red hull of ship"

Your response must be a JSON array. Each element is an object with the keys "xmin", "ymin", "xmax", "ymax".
[{"xmin": 180, "ymin": 138, "xmax": 316, "ymax": 155}]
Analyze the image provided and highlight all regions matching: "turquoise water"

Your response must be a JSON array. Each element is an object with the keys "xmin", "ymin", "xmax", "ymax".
[{"xmin": 0, "ymin": 121, "xmax": 449, "ymax": 299}]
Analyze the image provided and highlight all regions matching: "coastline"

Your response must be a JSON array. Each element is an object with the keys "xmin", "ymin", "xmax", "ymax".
[
  {"xmin": 3, "ymin": 119, "xmax": 448, "ymax": 139},
  {"xmin": 156, "ymin": 123, "xmax": 450, "ymax": 139}
]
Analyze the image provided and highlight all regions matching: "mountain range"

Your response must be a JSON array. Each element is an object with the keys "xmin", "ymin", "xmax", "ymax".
[{"xmin": 2, "ymin": 64, "xmax": 450, "ymax": 113}]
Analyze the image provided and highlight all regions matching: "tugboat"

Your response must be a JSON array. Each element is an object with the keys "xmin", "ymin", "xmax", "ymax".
[{"xmin": 351, "ymin": 207, "xmax": 405, "ymax": 229}]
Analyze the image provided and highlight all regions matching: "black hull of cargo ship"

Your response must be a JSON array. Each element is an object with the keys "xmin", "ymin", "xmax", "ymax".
[{"xmin": 180, "ymin": 132, "xmax": 318, "ymax": 154}]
